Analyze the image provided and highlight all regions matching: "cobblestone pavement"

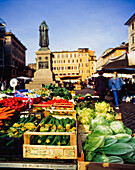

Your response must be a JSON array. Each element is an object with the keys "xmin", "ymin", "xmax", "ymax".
[{"xmin": 75, "ymin": 88, "xmax": 135, "ymax": 133}]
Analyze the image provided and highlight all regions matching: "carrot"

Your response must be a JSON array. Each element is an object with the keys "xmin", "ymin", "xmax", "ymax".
[
  {"xmin": 1, "ymin": 107, "xmax": 11, "ymax": 112},
  {"xmin": 0, "ymin": 107, "xmax": 7, "ymax": 112},
  {"xmin": 2, "ymin": 109, "xmax": 15, "ymax": 115},
  {"xmin": 6, "ymin": 114, "xmax": 14, "ymax": 117}
]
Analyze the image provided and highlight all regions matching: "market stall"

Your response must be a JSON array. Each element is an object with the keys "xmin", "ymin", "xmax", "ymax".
[{"xmin": 0, "ymin": 84, "xmax": 135, "ymax": 169}]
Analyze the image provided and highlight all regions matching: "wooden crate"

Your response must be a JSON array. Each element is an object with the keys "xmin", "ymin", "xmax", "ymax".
[
  {"xmin": 33, "ymin": 102, "xmax": 74, "ymax": 110},
  {"xmin": 115, "ymin": 113, "xmax": 122, "ymax": 121},
  {"xmin": 23, "ymin": 131, "xmax": 77, "ymax": 159},
  {"xmin": 78, "ymin": 124, "xmax": 90, "ymax": 134},
  {"xmin": 78, "ymin": 161, "xmax": 135, "ymax": 170},
  {"xmin": 44, "ymin": 110, "xmax": 76, "ymax": 120}
]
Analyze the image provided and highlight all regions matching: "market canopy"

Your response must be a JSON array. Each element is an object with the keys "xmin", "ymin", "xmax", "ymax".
[{"xmin": 102, "ymin": 53, "xmax": 135, "ymax": 74}]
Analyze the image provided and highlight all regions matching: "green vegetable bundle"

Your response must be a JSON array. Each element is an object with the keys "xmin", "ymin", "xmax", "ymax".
[{"xmin": 83, "ymin": 133, "xmax": 135, "ymax": 164}]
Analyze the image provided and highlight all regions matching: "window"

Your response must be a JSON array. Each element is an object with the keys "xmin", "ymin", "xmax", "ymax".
[
  {"xmin": 80, "ymin": 63, "xmax": 82, "ymax": 67},
  {"xmin": 60, "ymin": 60, "xmax": 62, "ymax": 63},
  {"xmin": 45, "ymin": 56, "xmax": 48, "ymax": 60},
  {"xmin": 63, "ymin": 66, "xmax": 66, "ymax": 70},
  {"xmin": 132, "ymin": 23, "xmax": 134, "ymax": 30},
  {"xmin": 76, "ymin": 66, "xmax": 79, "ymax": 70},
  {"xmin": 55, "ymin": 54, "xmax": 58, "ymax": 58},
  {"xmin": 87, "ymin": 58, "xmax": 89, "ymax": 62},
  {"xmin": 91, "ymin": 66, "xmax": 93, "ymax": 70},
  {"xmin": 64, "ymin": 60, "xmax": 65, "ymax": 63},
  {"xmin": 80, "ymin": 59, "xmax": 82, "ymax": 62},
  {"xmin": 39, "ymin": 57, "xmax": 42, "ymax": 60},
  {"xmin": 80, "ymin": 70, "xmax": 82, "ymax": 73},
  {"xmin": 87, "ymin": 70, "xmax": 89, "ymax": 73},
  {"xmin": 60, "ymin": 67, "xmax": 62, "ymax": 70},
  {"xmin": 68, "ymin": 66, "xmax": 70, "ymax": 69},
  {"xmin": 64, "ymin": 54, "xmax": 66, "ymax": 58},
  {"xmin": 76, "ymin": 53, "xmax": 78, "ymax": 57},
  {"xmin": 72, "ymin": 60, "xmax": 74, "ymax": 63},
  {"xmin": 76, "ymin": 59, "xmax": 78, "ymax": 62},
  {"xmin": 86, "ymin": 53, "xmax": 89, "ymax": 56},
  {"xmin": 68, "ymin": 53, "xmax": 70, "ymax": 58},
  {"xmin": 86, "ymin": 63, "xmax": 89, "ymax": 67},
  {"xmin": 60, "ymin": 54, "xmax": 62, "ymax": 58},
  {"xmin": 68, "ymin": 60, "xmax": 70, "ymax": 63},
  {"xmin": 72, "ymin": 53, "xmax": 74, "ymax": 58},
  {"xmin": 80, "ymin": 54, "xmax": 82, "ymax": 56},
  {"xmin": 72, "ymin": 66, "xmax": 74, "ymax": 70},
  {"xmin": 132, "ymin": 34, "xmax": 134, "ymax": 44}
]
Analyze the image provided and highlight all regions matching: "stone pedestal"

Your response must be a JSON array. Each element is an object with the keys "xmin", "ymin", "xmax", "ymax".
[{"xmin": 26, "ymin": 48, "xmax": 55, "ymax": 90}]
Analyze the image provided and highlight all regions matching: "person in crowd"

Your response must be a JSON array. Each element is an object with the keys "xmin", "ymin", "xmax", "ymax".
[
  {"xmin": 109, "ymin": 71, "xmax": 124, "ymax": 109},
  {"xmin": 94, "ymin": 70, "xmax": 108, "ymax": 102}
]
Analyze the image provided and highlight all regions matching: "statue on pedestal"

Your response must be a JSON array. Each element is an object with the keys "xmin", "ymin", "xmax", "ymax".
[{"xmin": 39, "ymin": 21, "xmax": 49, "ymax": 48}]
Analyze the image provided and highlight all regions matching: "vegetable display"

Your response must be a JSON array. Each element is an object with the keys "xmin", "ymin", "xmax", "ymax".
[
  {"xmin": 44, "ymin": 83, "xmax": 72, "ymax": 100},
  {"xmin": 31, "ymin": 115, "xmax": 76, "ymax": 146},
  {"xmin": 83, "ymin": 133, "xmax": 135, "ymax": 164},
  {"xmin": 0, "ymin": 98, "xmax": 29, "ymax": 111}
]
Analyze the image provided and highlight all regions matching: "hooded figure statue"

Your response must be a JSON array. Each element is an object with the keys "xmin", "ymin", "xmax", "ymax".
[{"xmin": 39, "ymin": 21, "xmax": 49, "ymax": 48}]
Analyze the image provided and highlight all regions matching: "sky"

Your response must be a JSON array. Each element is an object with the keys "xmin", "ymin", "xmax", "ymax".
[{"xmin": 0, "ymin": 0, "xmax": 135, "ymax": 65}]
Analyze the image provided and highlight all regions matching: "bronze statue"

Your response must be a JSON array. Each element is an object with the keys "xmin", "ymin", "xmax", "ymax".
[{"xmin": 39, "ymin": 21, "xmax": 49, "ymax": 48}]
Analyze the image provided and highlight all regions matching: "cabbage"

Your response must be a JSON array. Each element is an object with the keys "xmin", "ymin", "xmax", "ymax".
[
  {"xmin": 95, "ymin": 112, "xmax": 106, "ymax": 118},
  {"xmin": 105, "ymin": 113, "xmax": 115, "ymax": 122},
  {"xmin": 84, "ymin": 135, "xmax": 104, "ymax": 152},
  {"xmin": 95, "ymin": 101, "xmax": 111, "ymax": 113},
  {"xmin": 115, "ymin": 134, "xmax": 132, "ymax": 143},
  {"xmin": 90, "ymin": 117, "xmax": 109, "ymax": 130},
  {"xmin": 110, "ymin": 121, "xmax": 126, "ymax": 134},
  {"xmin": 92, "ymin": 125, "xmax": 113, "ymax": 135},
  {"xmin": 77, "ymin": 108, "xmax": 95, "ymax": 125}
]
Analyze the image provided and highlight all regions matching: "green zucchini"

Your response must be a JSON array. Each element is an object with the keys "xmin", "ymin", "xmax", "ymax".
[
  {"xmin": 17, "ymin": 116, "xmax": 25, "ymax": 123},
  {"xmin": 70, "ymin": 119, "xmax": 76, "ymax": 127},
  {"xmin": 38, "ymin": 135, "xmax": 47, "ymax": 144},
  {"xmin": 45, "ymin": 135, "xmax": 54, "ymax": 144},
  {"xmin": 42, "ymin": 114, "xmax": 52, "ymax": 124},
  {"xmin": 55, "ymin": 119, "xmax": 60, "ymax": 127},
  {"xmin": 64, "ymin": 118, "xmax": 70, "ymax": 127},
  {"xmin": 31, "ymin": 135, "xmax": 40, "ymax": 144},
  {"xmin": 23, "ymin": 115, "xmax": 30, "ymax": 123},
  {"xmin": 50, "ymin": 136, "xmax": 58, "ymax": 145},
  {"xmin": 27, "ymin": 115, "xmax": 36, "ymax": 123}
]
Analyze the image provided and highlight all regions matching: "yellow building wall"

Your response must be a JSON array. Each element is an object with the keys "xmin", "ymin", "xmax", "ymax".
[
  {"xmin": 52, "ymin": 48, "xmax": 96, "ymax": 82},
  {"xmin": 103, "ymin": 49, "xmax": 127, "ymax": 65}
]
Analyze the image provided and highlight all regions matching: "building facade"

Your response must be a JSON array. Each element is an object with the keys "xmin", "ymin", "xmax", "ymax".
[
  {"xmin": 125, "ymin": 13, "xmax": 135, "ymax": 52},
  {"xmin": 4, "ymin": 32, "xmax": 27, "ymax": 80},
  {"xmin": 52, "ymin": 48, "xmax": 96, "ymax": 82},
  {"xmin": 0, "ymin": 18, "xmax": 6, "ymax": 81},
  {"xmin": 96, "ymin": 44, "xmax": 128, "ymax": 70},
  {"xmin": 102, "ymin": 44, "xmax": 128, "ymax": 65}
]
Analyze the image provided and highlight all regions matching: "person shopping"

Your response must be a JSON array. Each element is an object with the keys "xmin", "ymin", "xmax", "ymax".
[
  {"xmin": 109, "ymin": 71, "xmax": 124, "ymax": 109},
  {"xmin": 94, "ymin": 70, "xmax": 108, "ymax": 102}
]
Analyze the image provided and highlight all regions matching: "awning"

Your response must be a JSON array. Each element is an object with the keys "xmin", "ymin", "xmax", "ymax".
[
  {"xmin": 102, "ymin": 53, "xmax": 135, "ymax": 73},
  {"xmin": 60, "ymin": 75, "xmax": 81, "ymax": 80}
]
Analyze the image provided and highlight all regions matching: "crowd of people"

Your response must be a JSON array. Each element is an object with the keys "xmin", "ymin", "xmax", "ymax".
[{"xmin": 94, "ymin": 70, "xmax": 135, "ymax": 110}]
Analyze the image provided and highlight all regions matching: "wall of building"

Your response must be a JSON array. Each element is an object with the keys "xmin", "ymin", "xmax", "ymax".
[
  {"xmin": 129, "ymin": 18, "xmax": 135, "ymax": 51},
  {"xmin": 52, "ymin": 48, "xmax": 96, "ymax": 82}
]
